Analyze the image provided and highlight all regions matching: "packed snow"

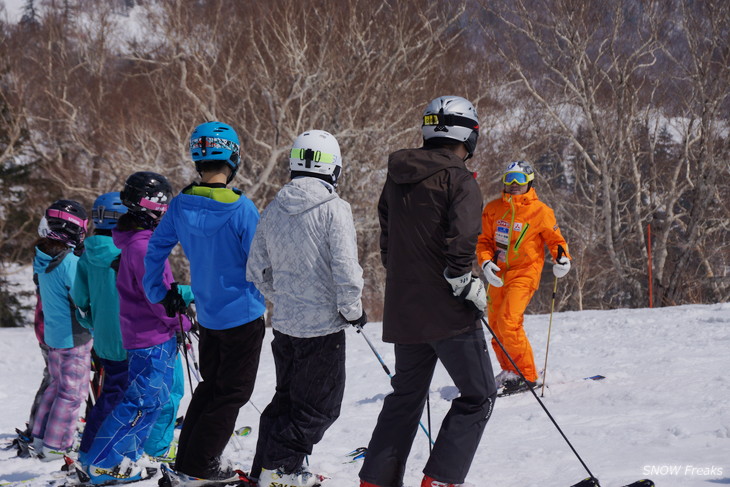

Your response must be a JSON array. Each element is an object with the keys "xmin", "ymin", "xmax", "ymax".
[{"xmin": 0, "ymin": 273, "xmax": 728, "ymax": 486}]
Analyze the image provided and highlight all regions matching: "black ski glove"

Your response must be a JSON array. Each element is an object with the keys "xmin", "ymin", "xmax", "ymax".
[
  {"xmin": 160, "ymin": 288, "xmax": 187, "ymax": 318},
  {"xmin": 340, "ymin": 310, "xmax": 368, "ymax": 328}
]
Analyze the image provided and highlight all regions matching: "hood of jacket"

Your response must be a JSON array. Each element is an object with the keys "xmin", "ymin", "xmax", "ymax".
[
  {"xmin": 387, "ymin": 147, "xmax": 470, "ymax": 185},
  {"xmin": 276, "ymin": 177, "xmax": 338, "ymax": 215},
  {"xmin": 82, "ymin": 235, "xmax": 121, "ymax": 267},
  {"xmin": 172, "ymin": 190, "xmax": 245, "ymax": 237},
  {"xmin": 33, "ymin": 247, "xmax": 72, "ymax": 275},
  {"xmin": 113, "ymin": 227, "xmax": 153, "ymax": 251},
  {"xmin": 33, "ymin": 248, "xmax": 54, "ymax": 275}
]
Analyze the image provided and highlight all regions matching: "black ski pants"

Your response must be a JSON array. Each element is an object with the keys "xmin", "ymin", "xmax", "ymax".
[
  {"xmin": 359, "ymin": 328, "xmax": 497, "ymax": 486},
  {"xmin": 250, "ymin": 329, "xmax": 346, "ymax": 478},
  {"xmin": 174, "ymin": 317, "xmax": 265, "ymax": 478}
]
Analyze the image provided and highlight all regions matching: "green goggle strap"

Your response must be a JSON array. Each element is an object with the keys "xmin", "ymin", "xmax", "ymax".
[{"xmin": 290, "ymin": 148, "xmax": 336, "ymax": 164}]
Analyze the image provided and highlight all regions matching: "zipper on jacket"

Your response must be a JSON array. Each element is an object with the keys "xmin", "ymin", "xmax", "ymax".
[
  {"xmin": 505, "ymin": 196, "xmax": 517, "ymax": 269},
  {"xmin": 513, "ymin": 223, "xmax": 530, "ymax": 251}
]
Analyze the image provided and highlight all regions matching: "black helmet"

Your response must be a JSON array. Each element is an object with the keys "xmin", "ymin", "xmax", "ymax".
[
  {"xmin": 39, "ymin": 200, "xmax": 88, "ymax": 247},
  {"xmin": 120, "ymin": 171, "xmax": 172, "ymax": 228}
]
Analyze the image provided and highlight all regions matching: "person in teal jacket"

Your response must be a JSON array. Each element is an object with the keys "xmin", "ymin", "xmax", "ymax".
[
  {"xmin": 32, "ymin": 200, "xmax": 93, "ymax": 461},
  {"xmin": 72, "ymin": 192, "xmax": 187, "ymax": 467}
]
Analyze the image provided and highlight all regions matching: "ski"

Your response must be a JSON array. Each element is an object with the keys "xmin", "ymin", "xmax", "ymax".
[
  {"xmin": 570, "ymin": 478, "xmax": 654, "ymax": 487},
  {"xmin": 497, "ymin": 382, "xmax": 541, "ymax": 397},
  {"xmin": 344, "ymin": 447, "xmax": 367, "ymax": 463},
  {"xmin": 62, "ymin": 454, "xmax": 91, "ymax": 483},
  {"xmin": 158, "ymin": 463, "xmax": 256, "ymax": 487},
  {"xmin": 500, "ymin": 375, "xmax": 607, "ymax": 396}
]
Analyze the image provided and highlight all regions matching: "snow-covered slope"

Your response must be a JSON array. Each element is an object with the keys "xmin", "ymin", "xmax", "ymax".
[{"xmin": 1, "ymin": 303, "xmax": 728, "ymax": 486}]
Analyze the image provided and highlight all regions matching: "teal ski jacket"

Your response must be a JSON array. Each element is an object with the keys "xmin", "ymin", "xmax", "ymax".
[
  {"xmin": 34, "ymin": 246, "xmax": 92, "ymax": 349},
  {"xmin": 70, "ymin": 235, "xmax": 126, "ymax": 362}
]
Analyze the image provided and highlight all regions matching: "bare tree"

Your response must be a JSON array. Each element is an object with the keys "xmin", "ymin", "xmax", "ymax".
[{"xmin": 474, "ymin": 0, "xmax": 729, "ymax": 308}]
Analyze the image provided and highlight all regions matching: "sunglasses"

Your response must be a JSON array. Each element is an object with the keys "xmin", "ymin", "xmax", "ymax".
[{"xmin": 502, "ymin": 172, "xmax": 530, "ymax": 185}]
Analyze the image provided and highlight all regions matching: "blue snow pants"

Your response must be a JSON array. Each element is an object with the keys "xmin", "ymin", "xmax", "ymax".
[
  {"xmin": 144, "ymin": 353, "xmax": 184, "ymax": 457},
  {"xmin": 79, "ymin": 358, "xmax": 129, "ymax": 462},
  {"xmin": 85, "ymin": 337, "xmax": 177, "ymax": 468}
]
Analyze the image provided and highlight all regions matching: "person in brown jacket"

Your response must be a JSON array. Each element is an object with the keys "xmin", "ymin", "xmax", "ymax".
[{"xmin": 359, "ymin": 96, "xmax": 498, "ymax": 487}]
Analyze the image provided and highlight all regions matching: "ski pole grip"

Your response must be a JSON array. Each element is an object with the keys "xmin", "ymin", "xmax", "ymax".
[{"xmin": 557, "ymin": 245, "xmax": 565, "ymax": 262}]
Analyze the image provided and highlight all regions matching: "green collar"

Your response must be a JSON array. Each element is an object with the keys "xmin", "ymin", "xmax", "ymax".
[{"xmin": 183, "ymin": 183, "xmax": 241, "ymax": 203}]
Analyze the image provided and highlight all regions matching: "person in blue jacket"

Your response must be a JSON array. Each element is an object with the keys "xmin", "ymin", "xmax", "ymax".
[
  {"xmin": 31, "ymin": 200, "xmax": 93, "ymax": 461},
  {"xmin": 144, "ymin": 121, "xmax": 266, "ymax": 481},
  {"xmin": 71, "ymin": 192, "xmax": 186, "ymax": 467}
]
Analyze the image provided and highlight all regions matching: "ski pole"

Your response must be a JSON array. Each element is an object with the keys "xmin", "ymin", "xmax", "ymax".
[
  {"xmin": 426, "ymin": 395, "xmax": 432, "ymax": 454},
  {"xmin": 183, "ymin": 333, "xmax": 202, "ymax": 382},
  {"xmin": 541, "ymin": 276, "xmax": 558, "ymax": 397},
  {"xmin": 480, "ymin": 315, "xmax": 596, "ymax": 480},
  {"xmin": 542, "ymin": 244, "xmax": 565, "ymax": 397},
  {"xmin": 354, "ymin": 325, "xmax": 434, "ymax": 446},
  {"xmin": 172, "ymin": 283, "xmax": 194, "ymax": 392}
]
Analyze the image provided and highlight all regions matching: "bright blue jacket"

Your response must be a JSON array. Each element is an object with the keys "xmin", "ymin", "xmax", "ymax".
[
  {"xmin": 143, "ymin": 188, "xmax": 265, "ymax": 330},
  {"xmin": 33, "ymin": 247, "xmax": 92, "ymax": 349},
  {"xmin": 70, "ymin": 235, "xmax": 126, "ymax": 362}
]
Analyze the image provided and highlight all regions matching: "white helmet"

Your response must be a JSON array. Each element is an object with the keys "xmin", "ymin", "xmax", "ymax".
[
  {"xmin": 289, "ymin": 130, "xmax": 342, "ymax": 187},
  {"xmin": 421, "ymin": 96, "xmax": 479, "ymax": 158}
]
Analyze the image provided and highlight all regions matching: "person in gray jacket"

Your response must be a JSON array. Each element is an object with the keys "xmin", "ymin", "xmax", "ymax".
[{"xmin": 246, "ymin": 129, "xmax": 366, "ymax": 487}]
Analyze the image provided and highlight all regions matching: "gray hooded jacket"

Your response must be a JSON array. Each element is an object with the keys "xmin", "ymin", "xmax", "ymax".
[{"xmin": 247, "ymin": 177, "xmax": 364, "ymax": 338}]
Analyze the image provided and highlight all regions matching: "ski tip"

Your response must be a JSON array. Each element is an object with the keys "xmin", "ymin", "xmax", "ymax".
[
  {"xmin": 570, "ymin": 477, "xmax": 600, "ymax": 487},
  {"xmin": 234, "ymin": 426, "xmax": 252, "ymax": 437},
  {"xmin": 621, "ymin": 480, "xmax": 654, "ymax": 487},
  {"xmin": 584, "ymin": 375, "xmax": 606, "ymax": 381}
]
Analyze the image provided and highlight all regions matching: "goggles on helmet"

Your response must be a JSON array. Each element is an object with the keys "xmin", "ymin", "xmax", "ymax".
[
  {"xmin": 190, "ymin": 136, "xmax": 240, "ymax": 158},
  {"xmin": 92, "ymin": 207, "xmax": 125, "ymax": 223},
  {"xmin": 290, "ymin": 148, "xmax": 337, "ymax": 165},
  {"xmin": 422, "ymin": 113, "xmax": 479, "ymax": 132},
  {"xmin": 47, "ymin": 208, "xmax": 89, "ymax": 231},
  {"xmin": 502, "ymin": 172, "xmax": 531, "ymax": 185}
]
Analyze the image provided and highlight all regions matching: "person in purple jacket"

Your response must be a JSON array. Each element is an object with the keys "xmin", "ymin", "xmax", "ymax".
[{"xmin": 84, "ymin": 172, "xmax": 191, "ymax": 485}]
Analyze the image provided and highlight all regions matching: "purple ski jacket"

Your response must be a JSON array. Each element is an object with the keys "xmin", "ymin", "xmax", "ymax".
[{"xmin": 112, "ymin": 227, "xmax": 190, "ymax": 350}]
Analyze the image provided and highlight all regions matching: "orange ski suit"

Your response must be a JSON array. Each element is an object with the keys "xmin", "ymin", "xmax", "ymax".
[{"xmin": 476, "ymin": 189, "xmax": 570, "ymax": 382}]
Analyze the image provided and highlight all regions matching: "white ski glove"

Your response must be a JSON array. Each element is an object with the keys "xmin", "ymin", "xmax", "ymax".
[
  {"xmin": 481, "ymin": 260, "xmax": 503, "ymax": 287},
  {"xmin": 444, "ymin": 271, "xmax": 487, "ymax": 313},
  {"xmin": 553, "ymin": 256, "xmax": 571, "ymax": 278}
]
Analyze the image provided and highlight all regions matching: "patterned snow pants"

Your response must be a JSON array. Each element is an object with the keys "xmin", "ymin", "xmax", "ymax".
[
  {"xmin": 85, "ymin": 337, "xmax": 176, "ymax": 468},
  {"xmin": 32, "ymin": 340, "xmax": 93, "ymax": 450}
]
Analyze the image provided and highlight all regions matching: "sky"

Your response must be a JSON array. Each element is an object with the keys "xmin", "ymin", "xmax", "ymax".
[{"xmin": 1, "ymin": 0, "xmax": 25, "ymax": 24}]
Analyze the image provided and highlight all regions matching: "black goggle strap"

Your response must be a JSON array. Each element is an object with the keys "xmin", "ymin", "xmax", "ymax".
[
  {"xmin": 93, "ymin": 207, "xmax": 125, "ymax": 222},
  {"xmin": 423, "ymin": 109, "xmax": 479, "ymax": 133}
]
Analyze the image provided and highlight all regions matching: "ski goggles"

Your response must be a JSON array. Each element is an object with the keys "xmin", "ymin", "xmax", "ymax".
[
  {"xmin": 422, "ymin": 113, "xmax": 479, "ymax": 131},
  {"xmin": 92, "ymin": 207, "xmax": 126, "ymax": 223},
  {"xmin": 290, "ymin": 148, "xmax": 337, "ymax": 164},
  {"xmin": 46, "ymin": 209, "xmax": 88, "ymax": 230},
  {"xmin": 502, "ymin": 172, "xmax": 531, "ymax": 185},
  {"xmin": 190, "ymin": 136, "xmax": 240, "ymax": 156}
]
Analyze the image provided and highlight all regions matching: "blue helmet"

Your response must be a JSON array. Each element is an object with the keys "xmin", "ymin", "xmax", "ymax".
[
  {"xmin": 92, "ymin": 192, "xmax": 128, "ymax": 230},
  {"xmin": 189, "ymin": 121, "xmax": 241, "ymax": 183}
]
